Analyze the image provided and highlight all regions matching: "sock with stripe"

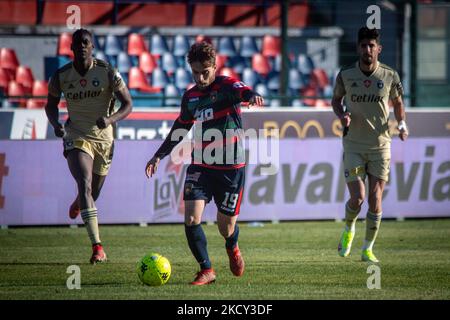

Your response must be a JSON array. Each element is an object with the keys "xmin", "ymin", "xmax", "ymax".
[
  {"xmin": 81, "ymin": 208, "xmax": 101, "ymax": 245},
  {"xmin": 344, "ymin": 202, "xmax": 361, "ymax": 232},
  {"xmin": 363, "ymin": 211, "xmax": 382, "ymax": 251}
]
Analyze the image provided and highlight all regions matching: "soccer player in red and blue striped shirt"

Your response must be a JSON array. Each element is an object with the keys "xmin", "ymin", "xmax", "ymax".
[{"xmin": 145, "ymin": 41, "xmax": 264, "ymax": 285}]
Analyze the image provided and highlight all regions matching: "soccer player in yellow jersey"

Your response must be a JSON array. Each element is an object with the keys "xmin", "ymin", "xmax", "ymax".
[
  {"xmin": 332, "ymin": 27, "xmax": 408, "ymax": 263},
  {"xmin": 45, "ymin": 29, "xmax": 132, "ymax": 264}
]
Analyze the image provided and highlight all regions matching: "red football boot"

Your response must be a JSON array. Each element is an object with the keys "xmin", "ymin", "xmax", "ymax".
[
  {"xmin": 190, "ymin": 268, "xmax": 216, "ymax": 285},
  {"xmin": 226, "ymin": 245, "xmax": 245, "ymax": 277},
  {"xmin": 90, "ymin": 244, "xmax": 107, "ymax": 264}
]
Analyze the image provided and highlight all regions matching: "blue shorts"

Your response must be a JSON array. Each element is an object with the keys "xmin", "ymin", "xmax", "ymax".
[{"xmin": 183, "ymin": 164, "xmax": 245, "ymax": 216}]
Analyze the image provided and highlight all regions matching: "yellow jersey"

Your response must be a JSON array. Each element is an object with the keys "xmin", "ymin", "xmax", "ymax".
[
  {"xmin": 333, "ymin": 61, "xmax": 403, "ymax": 153},
  {"xmin": 48, "ymin": 58, "xmax": 126, "ymax": 142}
]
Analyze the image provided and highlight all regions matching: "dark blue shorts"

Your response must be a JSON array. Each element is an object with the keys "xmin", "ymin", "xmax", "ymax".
[{"xmin": 183, "ymin": 164, "xmax": 245, "ymax": 216}]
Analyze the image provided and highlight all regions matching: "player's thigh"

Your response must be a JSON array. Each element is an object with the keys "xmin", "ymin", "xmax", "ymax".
[
  {"xmin": 66, "ymin": 149, "xmax": 94, "ymax": 183},
  {"xmin": 183, "ymin": 165, "xmax": 212, "ymax": 225},
  {"xmin": 213, "ymin": 167, "xmax": 245, "ymax": 217},
  {"xmin": 366, "ymin": 151, "xmax": 390, "ymax": 183},
  {"xmin": 343, "ymin": 151, "xmax": 367, "ymax": 183},
  {"xmin": 92, "ymin": 140, "xmax": 114, "ymax": 176}
]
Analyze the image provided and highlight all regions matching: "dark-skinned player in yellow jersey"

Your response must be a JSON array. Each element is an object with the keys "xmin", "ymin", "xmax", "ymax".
[{"xmin": 45, "ymin": 29, "xmax": 132, "ymax": 264}]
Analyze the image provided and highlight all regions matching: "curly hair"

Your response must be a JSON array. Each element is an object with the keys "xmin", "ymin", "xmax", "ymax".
[
  {"xmin": 187, "ymin": 41, "xmax": 216, "ymax": 67},
  {"xmin": 358, "ymin": 27, "xmax": 380, "ymax": 44}
]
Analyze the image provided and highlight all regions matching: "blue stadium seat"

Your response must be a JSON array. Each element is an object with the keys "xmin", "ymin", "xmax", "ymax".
[
  {"xmin": 164, "ymin": 84, "xmax": 180, "ymax": 106},
  {"xmin": 239, "ymin": 36, "xmax": 258, "ymax": 58},
  {"xmin": 94, "ymin": 51, "xmax": 108, "ymax": 62},
  {"xmin": 175, "ymin": 67, "xmax": 191, "ymax": 90},
  {"xmin": 297, "ymin": 54, "xmax": 314, "ymax": 75},
  {"xmin": 292, "ymin": 99, "xmax": 304, "ymax": 107},
  {"xmin": 266, "ymin": 71, "xmax": 280, "ymax": 91},
  {"xmin": 117, "ymin": 52, "xmax": 132, "ymax": 73},
  {"xmin": 288, "ymin": 68, "xmax": 304, "ymax": 90},
  {"xmin": 161, "ymin": 52, "xmax": 178, "ymax": 75},
  {"xmin": 92, "ymin": 35, "xmax": 102, "ymax": 54},
  {"xmin": 242, "ymin": 68, "xmax": 260, "ymax": 89},
  {"xmin": 228, "ymin": 56, "xmax": 247, "ymax": 74},
  {"xmin": 255, "ymin": 83, "xmax": 270, "ymax": 101},
  {"xmin": 173, "ymin": 35, "xmax": 190, "ymax": 57},
  {"xmin": 218, "ymin": 36, "xmax": 237, "ymax": 57},
  {"xmin": 150, "ymin": 34, "xmax": 169, "ymax": 56},
  {"xmin": 270, "ymin": 99, "xmax": 281, "ymax": 107},
  {"xmin": 151, "ymin": 67, "xmax": 169, "ymax": 88},
  {"xmin": 104, "ymin": 35, "xmax": 122, "ymax": 56}
]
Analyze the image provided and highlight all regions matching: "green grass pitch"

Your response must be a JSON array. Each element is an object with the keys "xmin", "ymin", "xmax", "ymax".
[{"xmin": 0, "ymin": 219, "xmax": 449, "ymax": 300}]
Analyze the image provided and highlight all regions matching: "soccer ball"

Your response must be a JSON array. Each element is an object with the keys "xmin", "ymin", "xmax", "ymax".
[{"xmin": 136, "ymin": 253, "xmax": 171, "ymax": 286}]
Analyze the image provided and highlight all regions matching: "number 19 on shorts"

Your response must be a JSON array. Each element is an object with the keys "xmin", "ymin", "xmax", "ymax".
[{"xmin": 222, "ymin": 192, "xmax": 239, "ymax": 209}]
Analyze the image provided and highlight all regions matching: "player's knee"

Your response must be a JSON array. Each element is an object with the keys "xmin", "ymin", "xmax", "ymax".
[
  {"xmin": 217, "ymin": 222, "xmax": 234, "ymax": 238},
  {"xmin": 349, "ymin": 195, "xmax": 364, "ymax": 209},
  {"xmin": 185, "ymin": 216, "xmax": 201, "ymax": 226}
]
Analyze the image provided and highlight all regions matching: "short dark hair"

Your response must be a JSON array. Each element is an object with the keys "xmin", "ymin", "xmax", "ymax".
[
  {"xmin": 72, "ymin": 28, "xmax": 93, "ymax": 42},
  {"xmin": 358, "ymin": 27, "xmax": 380, "ymax": 44},
  {"xmin": 187, "ymin": 41, "xmax": 216, "ymax": 67}
]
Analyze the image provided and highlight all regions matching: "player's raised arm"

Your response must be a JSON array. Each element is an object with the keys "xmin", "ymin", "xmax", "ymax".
[
  {"xmin": 44, "ymin": 74, "xmax": 65, "ymax": 138},
  {"xmin": 145, "ymin": 97, "xmax": 194, "ymax": 178}
]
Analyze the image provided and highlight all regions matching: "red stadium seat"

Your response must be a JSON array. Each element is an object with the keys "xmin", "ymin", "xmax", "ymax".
[
  {"xmin": 32, "ymin": 80, "xmax": 48, "ymax": 97},
  {"xmin": 128, "ymin": 33, "xmax": 147, "ymax": 56},
  {"xmin": 139, "ymin": 51, "xmax": 158, "ymax": 74},
  {"xmin": 262, "ymin": 35, "xmax": 281, "ymax": 57},
  {"xmin": 310, "ymin": 68, "xmax": 329, "ymax": 89},
  {"xmin": 128, "ymin": 67, "xmax": 161, "ymax": 93},
  {"xmin": 218, "ymin": 67, "xmax": 240, "ymax": 80},
  {"xmin": 0, "ymin": 48, "xmax": 20, "ymax": 71},
  {"xmin": 57, "ymin": 32, "xmax": 74, "ymax": 59},
  {"xmin": 301, "ymin": 86, "xmax": 318, "ymax": 107},
  {"xmin": 215, "ymin": 54, "xmax": 228, "ymax": 71},
  {"xmin": 15, "ymin": 66, "xmax": 34, "ymax": 91},
  {"xmin": 0, "ymin": 68, "xmax": 12, "ymax": 90},
  {"xmin": 251, "ymin": 53, "xmax": 271, "ymax": 77},
  {"xmin": 26, "ymin": 81, "xmax": 48, "ymax": 109},
  {"xmin": 7, "ymin": 81, "xmax": 27, "ymax": 107}
]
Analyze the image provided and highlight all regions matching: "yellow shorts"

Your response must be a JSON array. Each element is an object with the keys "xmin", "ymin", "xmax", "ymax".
[
  {"xmin": 63, "ymin": 138, "xmax": 114, "ymax": 176},
  {"xmin": 343, "ymin": 151, "xmax": 390, "ymax": 183}
]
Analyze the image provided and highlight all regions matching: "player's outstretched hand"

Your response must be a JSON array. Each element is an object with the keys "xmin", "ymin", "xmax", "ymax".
[
  {"xmin": 339, "ymin": 112, "xmax": 351, "ymax": 128},
  {"xmin": 247, "ymin": 94, "xmax": 264, "ymax": 108},
  {"xmin": 145, "ymin": 156, "xmax": 160, "ymax": 178},
  {"xmin": 54, "ymin": 124, "xmax": 65, "ymax": 138},
  {"xmin": 96, "ymin": 116, "xmax": 112, "ymax": 129}
]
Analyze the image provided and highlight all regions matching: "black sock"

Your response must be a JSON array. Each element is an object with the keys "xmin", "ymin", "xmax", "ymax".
[
  {"xmin": 185, "ymin": 224, "xmax": 211, "ymax": 270},
  {"xmin": 225, "ymin": 224, "xmax": 239, "ymax": 250}
]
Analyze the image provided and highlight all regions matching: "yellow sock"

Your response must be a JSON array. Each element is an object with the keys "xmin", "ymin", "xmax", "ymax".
[
  {"xmin": 81, "ymin": 208, "xmax": 101, "ymax": 245},
  {"xmin": 345, "ymin": 202, "xmax": 360, "ymax": 232},
  {"xmin": 363, "ymin": 211, "xmax": 382, "ymax": 251}
]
